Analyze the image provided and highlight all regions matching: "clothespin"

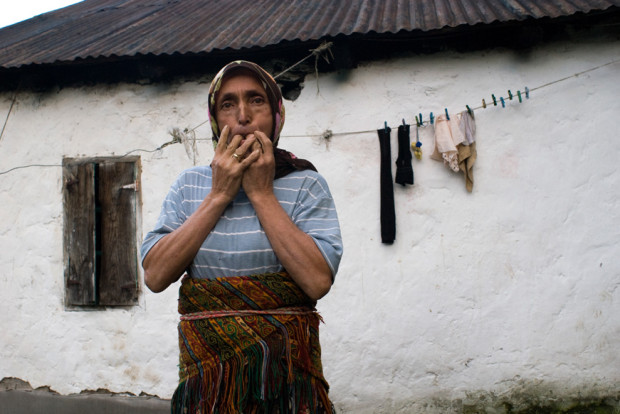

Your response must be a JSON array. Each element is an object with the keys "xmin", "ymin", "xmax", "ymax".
[
  {"xmin": 384, "ymin": 121, "xmax": 388, "ymax": 132},
  {"xmin": 492, "ymin": 94, "xmax": 497, "ymax": 106},
  {"xmin": 402, "ymin": 118, "xmax": 407, "ymax": 126},
  {"xmin": 466, "ymin": 105, "xmax": 473, "ymax": 116},
  {"xmin": 517, "ymin": 90, "xmax": 522, "ymax": 103},
  {"xmin": 500, "ymin": 97, "xmax": 505, "ymax": 108},
  {"xmin": 415, "ymin": 115, "xmax": 420, "ymax": 127},
  {"xmin": 430, "ymin": 112, "xmax": 434, "ymax": 125},
  {"xmin": 482, "ymin": 99, "xmax": 487, "ymax": 109},
  {"xmin": 419, "ymin": 113, "xmax": 423, "ymax": 126},
  {"xmin": 508, "ymin": 90, "xmax": 513, "ymax": 100},
  {"xmin": 445, "ymin": 108, "xmax": 450, "ymax": 120},
  {"xmin": 525, "ymin": 87, "xmax": 530, "ymax": 99},
  {"xmin": 412, "ymin": 123, "xmax": 423, "ymax": 160}
]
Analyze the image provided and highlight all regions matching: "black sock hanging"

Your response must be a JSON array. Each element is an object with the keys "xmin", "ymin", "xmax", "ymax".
[
  {"xmin": 377, "ymin": 126, "xmax": 396, "ymax": 244},
  {"xmin": 395, "ymin": 124, "xmax": 414, "ymax": 186}
]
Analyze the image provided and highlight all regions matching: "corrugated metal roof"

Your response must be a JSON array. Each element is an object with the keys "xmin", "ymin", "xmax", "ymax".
[{"xmin": 1, "ymin": 0, "xmax": 619, "ymax": 69}]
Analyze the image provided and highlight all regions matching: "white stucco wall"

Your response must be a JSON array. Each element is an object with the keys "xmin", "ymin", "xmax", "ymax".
[{"xmin": 1, "ymin": 34, "xmax": 619, "ymax": 413}]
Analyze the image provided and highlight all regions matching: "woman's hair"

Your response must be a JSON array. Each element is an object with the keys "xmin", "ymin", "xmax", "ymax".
[{"xmin": 208, "ymin": 60, "xmax": 316, "ymax": 179}]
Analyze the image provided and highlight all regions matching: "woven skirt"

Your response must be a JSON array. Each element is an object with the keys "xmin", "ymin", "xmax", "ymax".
[{"xmin": 171, "ymin": 272, "xmax": 334, "ymax": 414}]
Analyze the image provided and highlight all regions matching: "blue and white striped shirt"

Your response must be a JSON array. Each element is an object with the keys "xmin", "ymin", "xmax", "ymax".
[{"xmin": 141, "ymin": 166, "xmax": 343, "ymax": 280}]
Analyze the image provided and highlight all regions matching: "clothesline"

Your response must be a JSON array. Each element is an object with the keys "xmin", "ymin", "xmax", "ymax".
[
  {"xmin": 1, "ymin": 57, "xmax": 618, "ymax": 176},
  {"xmin": 281, "ymin": 57, "xmax": 620, "ymax": 138}
]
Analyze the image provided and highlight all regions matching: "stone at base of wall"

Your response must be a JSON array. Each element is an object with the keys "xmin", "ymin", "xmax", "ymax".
[
  {"xmin": 0, "ymin": 390, "xmax": 170, "ymax": 414},
  {"xmin": 334, "ymin": 392, "xmax": 620, "ymax": 414},
  {"xmin": 0, "ymin": 378, "xmax": 169, "ymax": 414}
]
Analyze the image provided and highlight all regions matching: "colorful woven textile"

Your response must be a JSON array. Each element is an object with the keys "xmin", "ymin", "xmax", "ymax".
[{"xmin": 171, "ymin": 272, "xmax": 333, "ymax": 414}]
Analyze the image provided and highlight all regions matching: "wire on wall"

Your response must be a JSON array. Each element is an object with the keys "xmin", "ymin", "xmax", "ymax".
[
  {"xmin": 0, "ymin": 88, "xmax": 19, "ymax": 142},
  {"xmin": 0, "ymin": 141, "xmax": 177, "ymax": 176},
  {"xmin": 273, "ymin": 41, "xmax": 334, "ymax": 81}
]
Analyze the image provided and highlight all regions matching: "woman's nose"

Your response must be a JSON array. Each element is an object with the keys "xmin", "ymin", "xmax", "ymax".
[{"xmin": 237, "ymin": 102, "xmax": 250, "ymax": 125}]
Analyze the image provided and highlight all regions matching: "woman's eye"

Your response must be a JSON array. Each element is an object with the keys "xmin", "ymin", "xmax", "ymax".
[
  {"xmin": 251, "ymin": 97, "xmax": 265, "ymax": 104},
  {"xmin": 220, "ymin": 102, "xmax": 233, "ymax": 110}
]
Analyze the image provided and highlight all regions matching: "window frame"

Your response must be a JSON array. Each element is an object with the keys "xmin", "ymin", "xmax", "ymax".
[{"xmin": 62, "ymin": 156, "xmax": 141, "ymax": 308}]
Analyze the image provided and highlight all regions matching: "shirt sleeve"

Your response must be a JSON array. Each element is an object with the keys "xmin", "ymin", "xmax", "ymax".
[
  {"xmin": 140, "ymin": 172, "xmax": 188, "ymax": 265},
  {"xmin": 292, "ymin": 171, "xmax": 344, "ymax": 279}
]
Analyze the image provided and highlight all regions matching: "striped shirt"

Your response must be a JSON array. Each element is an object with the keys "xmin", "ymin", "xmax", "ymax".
[{"xmin": 140, "ymin": 166, "xmax": 343, "ymax": 280}]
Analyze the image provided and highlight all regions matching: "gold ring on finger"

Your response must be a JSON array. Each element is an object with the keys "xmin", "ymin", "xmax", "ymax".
[{"xmin": 232, "ymin": 153, "xmax": 241, "ymax": 162}]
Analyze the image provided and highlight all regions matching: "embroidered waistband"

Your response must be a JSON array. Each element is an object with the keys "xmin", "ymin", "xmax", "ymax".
[{"xmin": 180, "ymin": 306, "xmax": 316, "ymax": 321}]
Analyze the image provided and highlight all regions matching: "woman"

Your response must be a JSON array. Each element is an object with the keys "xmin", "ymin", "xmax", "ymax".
[{"xmin": 141, "ymin": 60, "xmax": 343, "ymax": 413}]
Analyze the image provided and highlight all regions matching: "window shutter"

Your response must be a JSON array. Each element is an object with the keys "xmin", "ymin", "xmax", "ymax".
[
  {"xmin": 98, "ymin": 160, "xmax": 139, "ymax": 305},
  {"xmin": 63, "ymin": 162, "xmax": 96, "ymax": 306}
]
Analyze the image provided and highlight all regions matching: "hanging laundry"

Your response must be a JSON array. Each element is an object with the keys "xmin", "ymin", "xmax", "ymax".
[
  {"xmin": 395, "ymin": 123, "xmax": 414, "ymax": 186},
  {"xmin": 377, "ymin": 126, "xmax": 396, "ymax": 244},
  {"xmin": 458, "ymin": 110, "xmax": 477, "ymax": 192},
  {"xmin": 431, "ymin": 113, "xmax": 462, "ymax": 172},
  {"xmin": 458, "ymin": 142, "xmax": 477, "ymax": 192},
  {"xmin": 460, "ymin": 110, "xmax": 476, "ymax": 145},
  {"xmin": 431, "ymin": 110, "xmax": 477, "ymax": 191}
]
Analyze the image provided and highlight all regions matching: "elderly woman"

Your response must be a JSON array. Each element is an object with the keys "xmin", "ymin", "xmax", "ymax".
[{"xmin": 140, "ymin": 61, "xmax": 343, "ymax": 413}]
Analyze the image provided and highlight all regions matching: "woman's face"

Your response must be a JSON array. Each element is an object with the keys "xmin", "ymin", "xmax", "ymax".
[{"xmin": 215, "ymin": 70, "xmax": 274, "ymax": 143}]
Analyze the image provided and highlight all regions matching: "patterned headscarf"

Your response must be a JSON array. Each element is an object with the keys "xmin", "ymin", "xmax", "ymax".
[
  {"xmin": 208, "ymin": 60, "xmax": 285, "ymax": 145},
  {"xmin": 207, "ymin": 60, "xmax": 316, "ymax": 179}
]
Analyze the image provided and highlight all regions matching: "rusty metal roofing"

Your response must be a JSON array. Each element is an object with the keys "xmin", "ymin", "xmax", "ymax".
[{"xmin": 1, "ymin": 0, "xmax": 619, "ymax": 69}]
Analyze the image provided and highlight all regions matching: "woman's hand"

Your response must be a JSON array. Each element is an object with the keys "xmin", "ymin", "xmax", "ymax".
[
  {"xmin": 211, "ymin": 125, "xmax": 260, "ymax": 203},
  {"xmin": 241, "ymin": 130, "xmax": 275, "ymax": 199}
]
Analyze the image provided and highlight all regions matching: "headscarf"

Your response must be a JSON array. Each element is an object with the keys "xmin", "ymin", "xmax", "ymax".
[{"xmin": 208, "ymin": 60, "xmax": 316, "ymax": 179}]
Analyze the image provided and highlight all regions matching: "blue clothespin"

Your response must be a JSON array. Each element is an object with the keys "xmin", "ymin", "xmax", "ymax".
[
  {"xmin": 466, "ymin": 105, "xmax": 473, "ymax": 116},
  {"xmin": 517, "ymin": 90, "xmax": 522, "ymax": 103},
  {"xmin": 525, "ymin": 87, "xmax": 530, "ymax": 99},
  {"xmin": 419, "ymin": 113, "xmax": 423, "ymax": 126},
  {"xmin": 492, "ymin": 94, "xmax": 497, "ymax": 106},
  {"xmin": 445, "ymin": 108, "xmax": 450, "ymax": 120},
  {"xmin": 500, "ymin": 97, "xmax": 505, "ymax": 108},
  {"xmin": 508, "ymin": 90, "xmax": 513, "ymax": 100},
  {"xmin": 430, "ymin": 112, "xmax": 434, "ymax": 125},
  {"xmin": 384, "ymin": 121, "xmax": 388, "ymax": 132}
]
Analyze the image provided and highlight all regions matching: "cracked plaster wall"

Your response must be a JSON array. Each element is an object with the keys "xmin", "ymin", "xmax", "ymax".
[{"xmin": 0, "ymin": 33, "xmax": 619, "ymax": 413}]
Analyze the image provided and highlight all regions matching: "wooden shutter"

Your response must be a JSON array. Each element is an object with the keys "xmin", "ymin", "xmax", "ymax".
[
  {"xmin": 63, "ymin": 162, "xmax": 96, "ymax": 306},
  {"xmin": 63, "ymin": 158, "xmax": 140, "ymax": 307},
  {"xmin": 98, "ymin": 160, "xmax": 139, "ymax": 305}
]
